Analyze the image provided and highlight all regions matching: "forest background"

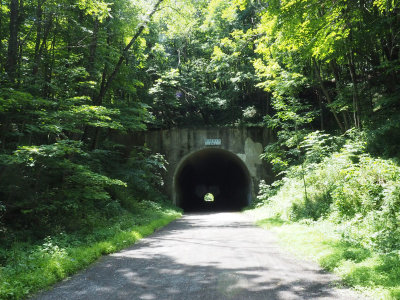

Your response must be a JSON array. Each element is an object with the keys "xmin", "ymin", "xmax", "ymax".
[{"xmin": 0, "ymin": 0, "xmax": 400, "ymax": 298}]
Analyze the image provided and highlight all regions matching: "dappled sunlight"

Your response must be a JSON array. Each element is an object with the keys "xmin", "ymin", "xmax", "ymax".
[{"xmin": 35, "ymin": 213, "xmax": 361, "ymax": 300}]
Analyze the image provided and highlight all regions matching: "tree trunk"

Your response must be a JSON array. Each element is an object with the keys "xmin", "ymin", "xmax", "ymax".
[
  {"xmin": 31, "ymin": 1, "xmax": 52, "ymax": 79},
  {"xmin": 43, "ymin": 25, "xmax": 56, "ymax": 98},
  {"xmin": 90, "ymin": 0, "xmax": 164, "ymax": 150},
  {"xmin": 6, "ymin": 0, "xmax": 20, "ymax": 83},
  {"xmin": 85, "ymin": 21, "xmax": 110, "ymax": 148},
  {"xmin": 88, "ymin": 17, "xmax": 99, "ymax": 79},
  {"xmin": 315, "ymin": 88, "xmax": 324, "ymax": 130},
  {"xmin": 32, "ymin": 0, "xmax": 43, "ymax": 76},
  {"xmin": 329, "ymin": 60, "xmax": 349, "ymax": 130},
  {"xmin": 0, "ymin": 0, "xmax": 3, "ymax": 68},
  {"xmin": 381, "ymin": 36, "xmax": 399, "ymax": 93},
  {"xmin": 313, "ymin": 58, "xmax": 345, "ymax": 133},
  {"xmin": 347, "ymin": 51, "xmax": 361, "ymax": 129}
]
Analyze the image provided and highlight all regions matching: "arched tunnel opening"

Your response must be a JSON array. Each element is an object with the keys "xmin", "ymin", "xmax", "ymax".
[{"xmin": 174, "ymin": 148, "xmax": 252, "ymax": 212}]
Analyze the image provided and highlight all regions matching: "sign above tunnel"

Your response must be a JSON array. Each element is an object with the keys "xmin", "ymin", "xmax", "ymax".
[{"xmin": 205, "ymin": 139, "xmax": 222, "ymax": 146}]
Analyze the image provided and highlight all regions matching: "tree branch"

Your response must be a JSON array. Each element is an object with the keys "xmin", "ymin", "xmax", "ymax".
[{"xmin": 95, "ymin": 0, "xmax": 164, "ymax": 105}]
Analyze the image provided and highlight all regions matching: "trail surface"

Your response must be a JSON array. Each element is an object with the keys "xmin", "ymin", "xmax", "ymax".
[{"xmin": 34, "ymin": 213, "xmax": 366, "ymax": 300}]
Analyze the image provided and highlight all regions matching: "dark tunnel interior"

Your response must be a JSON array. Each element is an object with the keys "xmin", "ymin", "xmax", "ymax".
[{"xmin": 174, "ymin": 148, "xmax": 251, "ymax": 212}]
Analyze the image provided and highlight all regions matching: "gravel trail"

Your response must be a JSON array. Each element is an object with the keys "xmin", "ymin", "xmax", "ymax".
[{"xmin": 34, "ymin": 212, "xmax": 367, "ymax": 300}]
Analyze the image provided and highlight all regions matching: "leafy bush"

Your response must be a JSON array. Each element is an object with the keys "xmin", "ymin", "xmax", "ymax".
[
  {"xmin": 0, "ymin": 88, "xmax": 167, "ymax": 244},
  {"xmin": 257, "ymin": 130, "xmax": 400, "ymax": 253},
  {"xmin": 0, "ymin": 201, "xmax": 182, "ymax": 300},
  {"xmin": 0, "ymin": 141, "xmax": 127, "ymax": 236},
  {"xmin": 250, "ymin": 217, "xmax": 400, "ymax": 299}
]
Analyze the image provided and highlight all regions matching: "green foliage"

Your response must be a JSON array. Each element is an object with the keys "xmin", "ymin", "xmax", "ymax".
[
  {"xmin": 249, "ymin": 217, "xmax": 400, "ymax": 299},
  {"xmin": 77, "ymin": 0, "xmax": 111, "ymax": 21},
  {"xmin": 0, "ymin": 140, "xmax": 128, "ymax": 235},
  {"xmin": 256, "ymin": 131, "xmax": 400, "ymax": 254},
  {"xmin": 117, "ymin": 148, "xmax": 169, "ymax": 204},
  {"xmin": 366, "ymin": 114, "xmax": 400, "ymax": 159},
  {"xmin": 253, "ymin": 0, "xmax": 400, "ymax": 134},
  {"xmin": 0, "ymin": 88, "xmax": 132, "ymax": 146},
  {"xmin": 300, "ymin": 131, "xmax": 342, "ymax": 165},
  {"xmin": 1, "ymin": 0, "xmax": 400, "ymax": 296},
  {"xmin": 0, "ymin": 84, "xmax": 166, "ymax": 244},
  {"xmin": 144, "ymin": 0, "xmax": 266, "ymax": 127},
  {"xmin": 259, "ymin": 69, "xmax": 316, "ymax": 172},
  {"xmin": 0, "ymin": 201, "xmax": 182, "ymax": 300},
  {"xmin": 254, "ymin": 179, "xmax": 281, "ymax": 207},
  {"xmin": 204, "ymin": 193, "xmax": 214, "ymax": 202}
]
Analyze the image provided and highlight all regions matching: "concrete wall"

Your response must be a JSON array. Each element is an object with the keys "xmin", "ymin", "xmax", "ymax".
[{"xmin": 118, "ymin": 127, "xmax": 273, "ymax": 203}]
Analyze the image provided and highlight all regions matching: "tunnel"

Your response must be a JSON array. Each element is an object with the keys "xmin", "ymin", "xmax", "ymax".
[{"xmin": 173, "ymin": 148, "xmax": 252, "ymax": 212}]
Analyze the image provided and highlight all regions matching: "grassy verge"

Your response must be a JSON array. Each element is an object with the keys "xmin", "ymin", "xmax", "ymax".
[
  {"xmin": 0, "ymin": 201, "xmax": 182, "ymax": 299},
  {"xmin": 245, "ymin": 209, "xmax": 400, "ymax": 300}
]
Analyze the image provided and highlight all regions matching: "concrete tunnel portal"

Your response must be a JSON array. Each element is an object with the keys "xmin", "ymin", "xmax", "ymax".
[{"xmin": 173, "ymin": 148, "xmax": 252, "ymax": 212}]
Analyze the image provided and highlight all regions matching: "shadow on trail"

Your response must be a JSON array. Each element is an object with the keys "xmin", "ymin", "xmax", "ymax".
[
  {"xmin": 34, "ymin": 213, "xmax": 352, "ymax": 300},
  {"xmin": 37, "ymin": 256, "xmax": 338, "ymax": 300}
]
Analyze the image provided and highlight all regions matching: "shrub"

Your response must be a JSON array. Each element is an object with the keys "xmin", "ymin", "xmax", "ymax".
[
  {"xmin": 0, "ymin": 141, "xmax": 127, "ymax": 236},
  {"xmin": 257, "ymin": 132, "xmax": 400, "ymax": 253}
]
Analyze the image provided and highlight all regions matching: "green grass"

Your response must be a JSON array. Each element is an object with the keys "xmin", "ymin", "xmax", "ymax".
[
  {"xmin": 256, "ymin": 216, "xmax": 288, "ymax": 228},
  {"xmin": 246, "ymin": 209, "xmax": 400, "ymax": 299},
  {"xmin": 0, "ymin": 201, "xmax": 182, "ymax": 299}
]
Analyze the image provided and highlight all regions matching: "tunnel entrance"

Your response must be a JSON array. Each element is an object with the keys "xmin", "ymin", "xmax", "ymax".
[{"xmin": 173, "ymin": 148, "xmax": 252, "ymax": 212}]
